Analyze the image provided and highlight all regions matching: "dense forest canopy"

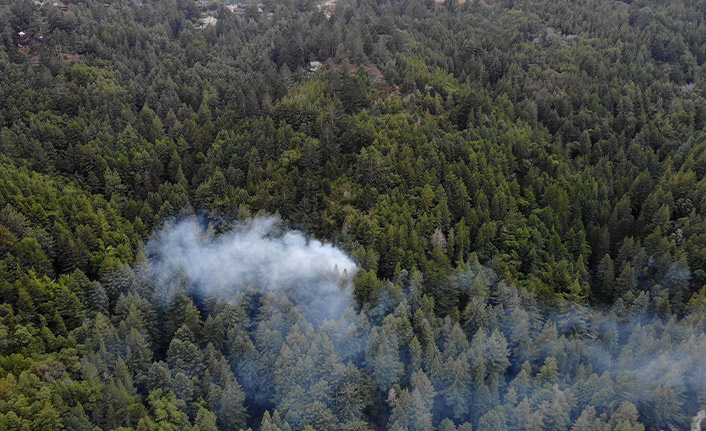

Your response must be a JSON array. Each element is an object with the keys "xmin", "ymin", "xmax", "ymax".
[{"xmin": 1, "ymin": 0, "xmax": 706, "ymax": 429}]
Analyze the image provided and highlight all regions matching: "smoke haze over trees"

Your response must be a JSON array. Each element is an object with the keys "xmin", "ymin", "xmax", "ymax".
[
  {"xmin": 2, "ymin": 0, "xmax": 706, "ymax": 429},
  {"xmin": 147, "ymin": 217, "xmax": 357, "ymax": 323}
]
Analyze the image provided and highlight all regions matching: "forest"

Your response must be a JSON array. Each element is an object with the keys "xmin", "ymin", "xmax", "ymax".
[{"xmin": 1, "ymin": 0, "xmax": 706, "ymax": 429}]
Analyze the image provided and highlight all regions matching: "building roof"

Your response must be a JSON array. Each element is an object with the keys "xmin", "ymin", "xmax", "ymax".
[
  {"xmin": 197, "ymin": 15, "xmax": 218, "ymax": 28},
  {"xmin": 309, "ymin": 61, "xmax": 322, "ymax": 72}
]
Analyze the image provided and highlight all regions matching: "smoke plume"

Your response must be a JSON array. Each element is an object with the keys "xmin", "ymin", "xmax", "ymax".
[
  {"xmin": 142, "ymin": 218, "xmax": 706, "ymax": 427},
  {"xmin": 147, "ymin": 216, "xmax": 357, "ymax": 323}
]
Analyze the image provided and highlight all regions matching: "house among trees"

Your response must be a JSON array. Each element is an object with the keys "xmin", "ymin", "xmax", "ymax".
[
  {"xmin": 317, "ymin": 0, "xmax": 337, "ymax": 19},
  {"xmin": 197, "ymin": 15, "xmax": 217, "ymax": 28},
  {"xmin": 52, "ymin": 1, "xmax": 69, "ymax": 11},
  {"xmin": 17, "ymin": 31, "xmax": 42, "ymax": 47},
  {"xmin": 309, "ymin": 61, "xmax": 321, "ymax": 72},
  {"xmin": 226, "ymin": 3, "xmax": 263, "ymax": 15},
  {"xmin": 226, "ymin": 3, "xmax": 247, "ymax": 14}
]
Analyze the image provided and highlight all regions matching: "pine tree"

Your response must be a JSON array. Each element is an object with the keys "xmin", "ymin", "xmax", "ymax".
[
  {"xmin": 367, "ymin": 327, "xmax": 403, "ymax": 393},
  {"xmin": 101, "ymin": 264, "xmax": 138, "ymax": 308},
  {"xmin": 438, "ymin": 324, "xmax": 472, "ymax": 420},
  {"xmin": 125, "ymin": 327, "xmax": 153, "ymax": 380},
  {"xmin": 485, "ymin": 330, "xmax": 510, "ymax": 384},
  {"xmin": 387, "ymin": 370, "xmax": 435, "ymax": 431},
  {"xmin": 193, "ymin": 405, "xmax": 218, "ymax": 431},
  {"xmin": 63, "ymin": 403, "xmax": 93, "ymax": 431},
  {"xmin": 145, "ymin": 361, "xmax": 172, "ymax": 394},
  {"xmin": 53, "ymin": 222, "xmax": 79, "ymax": 274},
  {"xmin": 172, "ymin": 371, "xmax": 194, "ymax": 402},
  {"xmin": 571, "ymin": 406, "xmax": 606, "ymax": 431},
  {"xmin": 32, "ymin": 401, "xmax": 63, "ymax": 431},
  {"xmin": 477, "ymin": 407, "xmax": 508, "ymax": 431},
  {"xmin": 608, "ymin": 402, "xmax": 645, "ymax": 431},
  {"xmin": 615, "ymin": 264, "xmax": 637, "ymax": 298},
  {"xmin": 507, "ymin": 307, "xmax": 531, "ymax": 367},
  {"xmin": 439, "ymin": 418, "xmax": 458, "ymax": 431},
  {"xmin": 167, "ymin": 337, "xmax": 204, "ymax": 378},
  {"xmin": 145, "ymin": 389, "xmax": 190, "ymax": 431},
  {"xmin": 261, "ymin": 411, "xmax": 293, "ymax": 431},
  {"xmin": 216, "ymin": 379, "xmax": 248, "ymax": 431}
]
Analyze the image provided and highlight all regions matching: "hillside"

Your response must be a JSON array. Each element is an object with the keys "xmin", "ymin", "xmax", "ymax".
[{"xmin": 1, "ymin": 0, "xmax": 706, "ymax": 429}]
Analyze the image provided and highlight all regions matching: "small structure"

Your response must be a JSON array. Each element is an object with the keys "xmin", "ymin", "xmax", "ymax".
[
  {"xmin": 18, "ymin": 31, "xmax": 42, "ymax": 47},
  {"xmin": 317, "ymin": 0, "xmax": 337, "ymax": 19},
  {"xmin": 225, "ymin": 3, "xmax": 264, "ymax": 15},
  {"xmin": 226, "ymin": 3, "xmax": 247, "ymax": 14},
  {"xmin": 309, "ymin": 61, "xmax": 321, "ymax": 73},
  {"xmin": 197, "ymin": 15, "xmax": 218, "ymax": 28}
]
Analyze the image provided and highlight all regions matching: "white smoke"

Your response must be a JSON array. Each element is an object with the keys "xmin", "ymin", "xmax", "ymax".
[{"xmin": 147, "ymin": 216, "xmax": 358, "ymax": 322}]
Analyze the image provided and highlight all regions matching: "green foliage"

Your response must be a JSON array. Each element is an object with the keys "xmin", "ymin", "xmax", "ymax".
[{"xmin": 2, "ymin": 0, "xmax": 706, "ymax": 429}]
